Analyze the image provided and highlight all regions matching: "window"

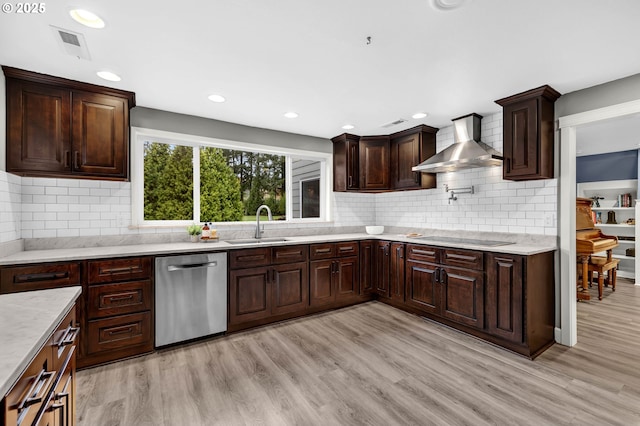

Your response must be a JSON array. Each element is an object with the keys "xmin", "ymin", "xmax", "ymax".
[{"xmin": 131, "ymin": 128, "xmax": 331, "ymax": 226}]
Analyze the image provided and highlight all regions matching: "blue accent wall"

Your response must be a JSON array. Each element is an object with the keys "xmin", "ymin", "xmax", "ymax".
[{"xmin": 576, "ymin": 150, "xmax": 638, "ymax": 183}]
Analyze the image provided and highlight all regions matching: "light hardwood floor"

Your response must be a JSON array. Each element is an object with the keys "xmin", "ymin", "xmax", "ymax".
[{"xmin": 77, "ymin": 280, "xmax": 640, "ymax": 425}]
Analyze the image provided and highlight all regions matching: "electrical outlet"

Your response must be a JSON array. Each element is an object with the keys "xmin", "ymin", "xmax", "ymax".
[{"xmin": 545, "ymin": 212, "xmax": 555, "ymax": 226}]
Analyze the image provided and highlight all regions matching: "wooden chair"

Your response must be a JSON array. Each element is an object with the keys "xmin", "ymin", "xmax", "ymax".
[{"xmin": 587, "ymin": 255, "xmax": 619, "ymax": 300}]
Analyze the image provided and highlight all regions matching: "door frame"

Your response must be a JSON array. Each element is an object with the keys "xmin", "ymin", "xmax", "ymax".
[{"xmin": 557, "ymin": 98, "xmax": 640, "ymax": 346}]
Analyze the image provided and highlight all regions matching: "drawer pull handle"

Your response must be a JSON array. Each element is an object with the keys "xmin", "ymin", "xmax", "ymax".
[
  {"xmin": 108, "ymin": 326, "xmax": 134, "ymax": 335},
  {"xmin": 315, "ymin": 248, "xmax": 332, "ymax": 254},
  {"xmin": 236, "ymin": 255, "xmax": 265, "ymax": 262},
  {"xmin": 168, "ymin": 261, "xmax": 217, "ymax": 272},
  {"xmin": 108, "ymin": 294, "xmax": 135, "ymax": 303},
  {"xmin": 57, "ymin": 325, "xmax": 80, "ymax": 347},
  {"xmin": 446, "ymin": 253, "xmax": 477, "ymax": 262},
  {"xmin": 17, "ymin": 369, "xmax": 56, "ymax": 410},
  {"xmin": 101, "ymin": 266, "xmax": 136, "ymax": 274},
  {"xmin": 411, "ymin": 249, "xmax": 435, "ymax": 256},
  {"xmin": 15, "ymin": 272, "xmax": 68, "ymax": 283},
  {"xmin": 338, "ymin": 246, "xmax": 354, "ymax": 252}
]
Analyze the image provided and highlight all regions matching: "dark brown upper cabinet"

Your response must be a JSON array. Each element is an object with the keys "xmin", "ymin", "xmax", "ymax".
[
  {"xmin": 359, "ymin": 136, "xmax": 390, "ymax": 191},
  {"xmin": 332, "ymin": 125, "xmax": 438, "ymax": 193},
  {"xmin": 495, "ymin": 85, "xmax": 560, "ymax": 181},
  {"xmin": 3, "ymin": 66, "xmax": 136, "ymax": 181},
  {"xmin": 390, "ymin": 125, "xmax": 438, "ymax": 190},
  {"xmin": 331, "ymin": 133, "xmax": 359, "ymax": 191}
]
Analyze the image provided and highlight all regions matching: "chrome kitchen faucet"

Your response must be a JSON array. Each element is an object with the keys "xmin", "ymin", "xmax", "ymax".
[{"xmin": 255, "ymin": 204, "xmax": 273, "ymax": 239}]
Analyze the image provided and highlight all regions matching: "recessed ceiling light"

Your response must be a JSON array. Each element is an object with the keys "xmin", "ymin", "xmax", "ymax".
[
  {"xmin": 284, "ymin": 112, "xmax": 299, "ymax": 119},
  {"xmin": 342, "ymin": 124, "xmax": 355, "ymax": 130},
  {"xmin": 96, "ymin": 71, "xmax": 121, "ymax": 82},
  {"xmin": 69, "ymin": 9, "xmax": 105, "ymax": 28},
  {"xmin": 208, "ymin": 94, "xmax": 226, "ymax": 103},
  {"xmin": 431, "ymin": 0, "xmax": 467, "ymax": 11},
  {"xmin": 412, "ymin": 112, "xmax": 428, "ymax": 119}
]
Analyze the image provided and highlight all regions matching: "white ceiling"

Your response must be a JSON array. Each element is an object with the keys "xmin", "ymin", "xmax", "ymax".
[{"xmin": 1, "ymin": 0, "xmax": 640, "ymax": 139}]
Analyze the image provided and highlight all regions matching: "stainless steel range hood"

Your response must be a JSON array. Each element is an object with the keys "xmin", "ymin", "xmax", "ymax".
[{"xmin": 412, "ymin": 113, "xmax": 503, "ymax": 173}]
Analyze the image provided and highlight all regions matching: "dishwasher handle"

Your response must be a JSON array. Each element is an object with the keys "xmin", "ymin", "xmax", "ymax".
[{"xmin": 167, "ymin": 261, "xmax": 218, "ymax": 272}]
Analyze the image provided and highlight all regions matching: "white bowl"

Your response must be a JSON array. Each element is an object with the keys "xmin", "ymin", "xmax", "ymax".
[{"xmin": 365, "ymin": 226, "xmax": 384, "ymax": 235}]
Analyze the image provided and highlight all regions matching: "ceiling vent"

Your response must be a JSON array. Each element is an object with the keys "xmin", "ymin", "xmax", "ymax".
[
  {"xmin": 50, "ymin": 26, "xmax": 91, "ymax": 60},
  {"xmin": 381, "ymin": 118, "xmax": 407, "ymax": 128}
]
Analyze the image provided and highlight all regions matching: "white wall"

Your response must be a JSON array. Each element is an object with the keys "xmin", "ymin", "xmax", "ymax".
[
  {"xmin": 0, "ymin": 171, "xmax": 21, "ymax": 242},
  {"xmin": 376, "ymin": 113, "xmax": 558, "ymax": 235}
]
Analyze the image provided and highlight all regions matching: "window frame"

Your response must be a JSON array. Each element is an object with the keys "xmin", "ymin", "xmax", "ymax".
[{"xmin": 130, "ymin": 127, "xmax": 333, "ymax": 228}]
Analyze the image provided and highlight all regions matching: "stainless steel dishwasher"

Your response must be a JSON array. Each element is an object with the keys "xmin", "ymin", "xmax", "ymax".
[{"xmin": 155, "ymin": 252, "xmax": 227, "ymax": 347}]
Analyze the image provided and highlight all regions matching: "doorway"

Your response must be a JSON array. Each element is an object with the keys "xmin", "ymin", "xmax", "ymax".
[{"xmin": 558, "ymin": 99, "xmax": 640, "ymax": 346}]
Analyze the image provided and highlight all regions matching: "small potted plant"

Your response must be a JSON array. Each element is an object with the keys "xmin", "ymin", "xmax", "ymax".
[{"xmin": 187, "ymin": 223, "xmax": 202, "ymax": 242}]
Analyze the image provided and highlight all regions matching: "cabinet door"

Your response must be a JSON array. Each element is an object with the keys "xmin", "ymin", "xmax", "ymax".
[
  {"xmin": 486, "ymin": 253, "xmax": 523, "ymax": 343},
  {"xmin": 390, "ymin": 243, "xmax": 405, "ymax": 301},
  {"xmin": 71, "ymin": 91, "xmax": 127, "ymax": 178},
  {"xmin": 405, "ymin": 259, "xmax": 440, "ymax": 315},
  {"xmin": 391, "ymin": 133, "xmax": 420, "ymax": 189},
  {"xmin": 503, "ymin": 98, "xmax": 538, "ymax": 180},
  {"xmin": 336, "ymin": 256, "xmax": 359, "ymax": 300},
  {"xmin": 6, "ymin": 80, "xmax": 71, "ymax": 174},
  {"xmin": 359, "ymin": 136, "xmax": 390, "ymax": 190},
  {"xmin": 309, "ymin": 259, "xmax": 336, "ymax": 307},
  {"xmin": 359, "ymin": 240, "xmax": 375, "ymax": 294},
  {"xmin": 375, "ymin": 241, "xmax": 390, "ymax": 297},
  {"xmin": 229, "ymin": 266, "xmax": 271, "ymax": 324},
  {"xmin": 271, "ymin": 262, "xmax": 309, "ymax": 315},
  {"xmin": 440, "ymin": 266, "xmax": 484, "ymax": 329},
  {"xmin": 332, "ymin": 134, "xmax": 359, "ymax": 191}
]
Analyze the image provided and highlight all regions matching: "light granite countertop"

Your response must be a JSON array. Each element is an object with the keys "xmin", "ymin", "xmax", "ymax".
[
  {"xmin": 0, "ymin": 233, "xmax": 556, "ymax": 266},
  {"xmin": 0, "ymin": 286, "xmax": 81, "ymax": 397}
]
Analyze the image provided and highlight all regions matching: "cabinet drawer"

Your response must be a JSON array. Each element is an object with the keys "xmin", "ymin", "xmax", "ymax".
[
  {"xmin": 88, "ymin": 280, "xmax": 152, "ymax": 319},
  {"xmin": 442, "ymin": 248, "xmax": 484, "ymax": 270},
  {"xmin": 230, "ymin": 248, "xmax": 271, "ymax": 269},
  {"xmin": 0, "ymin": 262, "xmax": 81, "ymax": 293},
  {"xmin": 88, "ymin": 257, "xmax": 151, "ymax": 284},
  {"xmin": 336, "ymin": 242, "xmax": 359, "ymax": 257},
  {"xmin": 4, "ymin": 339, "xmax": 55, "ymax": 426},
  {"xmin": 51, "ymin": 306, "xmax": 78, "ymax": 371},
  {"xmin": 310, "ymin": 243, "xmax": 336, "ymax": 260},
  {"xmin": 272, "ymin": 245, "xmax": 308, "ymax": 264},
  {"xmin": 406, "ymin": 244, "xmax": 439, "ymax": 263},
  {"xmin": 87, "ymin": 312, "xmax": 152, "ymax": 354}
]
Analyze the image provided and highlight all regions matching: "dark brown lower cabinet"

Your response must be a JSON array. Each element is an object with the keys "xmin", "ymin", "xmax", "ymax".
[
  {"xmin": 229, "ymin": 246, "xmax": 309, "ymax": 329},
  {"xmin": 440, "ymin": 265, "xmax": 484, "ymax": 329},
  {"xmin": 309, "ymin": 242, "xmax": 359, "ymax": 307},
  {"xmin": 404, "ymin": 259, "xmax": 439, "ymax": 315},
  {"xmin": 390, "ymin": 243, "xmax": 405, "ymax": 301},
  {"xmin": 359, "ymin": 240, "xmax": 375, "ymax": 294},
  {"xmin": 486, "ymin": 254, "xmax": 523, "ymax": 343},
  {"xmin": 375, "ymin": 241, "xmax": 390, "ymax": 296}
]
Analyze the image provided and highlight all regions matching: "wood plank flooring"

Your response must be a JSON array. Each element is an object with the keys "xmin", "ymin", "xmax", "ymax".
[{"xmin": 77, "ymin": 280, "xmax": 640, "ymax": 425}]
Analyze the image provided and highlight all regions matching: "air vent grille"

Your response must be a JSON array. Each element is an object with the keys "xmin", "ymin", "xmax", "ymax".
[
  {"xmin": 50, "ymin": 25, "xmax": 91, "ymax": 60},
  {"xmin": 381, "ymin": 118, "xmax": 407, "ymax": 128}
]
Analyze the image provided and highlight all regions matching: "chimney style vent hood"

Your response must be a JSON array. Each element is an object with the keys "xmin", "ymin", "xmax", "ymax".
[{"xmin": 412, "ymin": 113, "xmax": 503, "ymax": 173}]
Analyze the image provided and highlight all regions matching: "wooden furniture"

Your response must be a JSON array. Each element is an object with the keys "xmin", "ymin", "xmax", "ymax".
[
  {"xmin": 390, "ymin": 125, "xmax": 437, "ymax": 190},
  {"xmin": 359, "ymin": 136, "xmax": 390, "ymax": 191},
  {"xmin": 0, "ymin": 256, "xmax": 154, "ymax": 370},
  {"xmin": 309, "ymin": 242, "xmax": 359, "ymax": 307},
  {"xmin": 332, "ymin": 125, "xmax": 439, "ymax": 193},
  {"xmin": 359, "ymin": 240, "xmax": 375, "ymax": 295},
  {"xmin": 495, "ymin": 85, "xmax": 560, "ymax": 181},
  {"xmin": 587, "ymin": 256, "xmax": 619, "ymax": 300},
  {"xmin": 3, "ymin": 306, "xmax": 78, "ymax": 426},
  {"xmin": 229, "ymin": 245, "xmax": 309, "ymax": 329},
  {"xmin": 331, "ymin": 133, "xmax": 359, "ymax": 191},
  {"xmin": 374, "ymin": 240, "xmax": 391, "ymax": 296},
  {"xmin": 576, "ymin": 197, "xmax": 619, "ymax": 301},
  {"xmin": 3, "ymin": 66, "xmax": 135, "ymax": 181},
  {"xmin": 83, "ymin": 257, "xmax": 153, "ymax": 368}
]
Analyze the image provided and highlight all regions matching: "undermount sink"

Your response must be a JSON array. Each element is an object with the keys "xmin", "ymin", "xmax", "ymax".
[{"xmin": 225, "ymin": 237, "xmax": 289, "ymax": 245}]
